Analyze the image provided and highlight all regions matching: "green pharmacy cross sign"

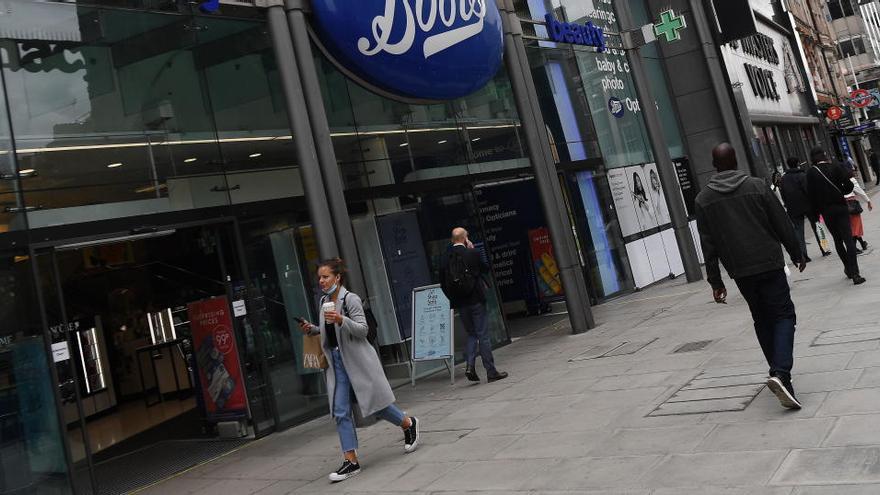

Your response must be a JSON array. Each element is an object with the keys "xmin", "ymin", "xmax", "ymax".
[{"xmin": 654, "ymin": 10, "xmax": 687, "ymax": 43}]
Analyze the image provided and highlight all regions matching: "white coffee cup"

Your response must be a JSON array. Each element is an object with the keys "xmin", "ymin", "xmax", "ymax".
[{"xmin": 322, "ymin": 301, "xmax": 336, "ymax": 322}]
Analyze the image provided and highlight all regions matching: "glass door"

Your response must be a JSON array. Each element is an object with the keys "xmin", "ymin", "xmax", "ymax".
[
  {"xmin": 0, "ymin": 248, "xmax": 75, "ymax": 494},
  {"xmin": 28, "ymin": 220, "xmax": 281, "ymax": 494},
  {"xmin": 31, "ymin": 247, "xmax": 95, "ymax": 494}
]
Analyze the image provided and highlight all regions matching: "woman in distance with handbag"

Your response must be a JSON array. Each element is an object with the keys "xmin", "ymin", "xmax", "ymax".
[
  {"xmin": 298, "ymin": 258, "xmax": 421, "ymax": 483},
  {"xmin": 845, "ymin": 177, "xmax": 873, "ymax": 253}
]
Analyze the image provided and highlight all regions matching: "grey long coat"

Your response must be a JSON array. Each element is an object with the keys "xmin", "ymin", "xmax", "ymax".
[{"xmin": 309, "ymin": 287, "xmax": 396, "ymax": 417}]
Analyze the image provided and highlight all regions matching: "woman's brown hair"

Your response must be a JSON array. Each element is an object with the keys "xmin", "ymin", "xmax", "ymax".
[{"xmin": 317, "ymin": 257, "xmax": 346, "ymax": 285}]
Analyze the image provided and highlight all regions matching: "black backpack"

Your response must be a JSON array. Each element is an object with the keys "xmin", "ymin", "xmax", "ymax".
[
  {"xmin": 444, "ymin": 250, "xmax": 477, "ymax": 300},
  {"xmin": 342, "ymin": 293, "xmax": 379, "ymax": 345}
]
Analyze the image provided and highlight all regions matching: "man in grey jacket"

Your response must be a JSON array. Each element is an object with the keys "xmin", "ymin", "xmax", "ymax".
[{"xmin": 695, "ymin": 143, "xmax": 807, "ymax": 410}]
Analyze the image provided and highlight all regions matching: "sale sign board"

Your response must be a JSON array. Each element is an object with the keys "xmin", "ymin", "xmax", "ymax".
[
  {"xmin": 528, "ymin": 228, "xmax": 564, "ymax": 301},
  {"xmin": 188, "ymin": 297, "xmax": 247, "ymax": 421}
]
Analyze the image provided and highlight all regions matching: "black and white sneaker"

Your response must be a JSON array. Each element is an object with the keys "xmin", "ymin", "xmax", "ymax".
[
  {"xmin": 328, "ymin": 460, "xmax": 361, "ymax": 482},
  {"xmin": 767, "ymin": 375, "xmax": 802, "ymax": 410},
  {"xmin": 404, "ymin": 416, "xmax": 421, "ymax": 453}
]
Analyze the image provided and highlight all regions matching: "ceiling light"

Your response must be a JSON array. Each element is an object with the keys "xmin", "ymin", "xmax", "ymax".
[
  {"xmin": 472, "ymin": 137, "xmax": 481, "ymax": 142},
  {"xmin": 438, "ymin": 139, "xmax": 448, "ymax": 144},
  {"xmin": 184, "ymin": 157, "xmax": 197, "ymax": 163},
  {"xmin": 107, "ymin": 162, "xmax": 123, "ymax": 168},
  {"xmin": 18, "ymin": 168, "xmax": 35, "ymax": 175},
  {"xmin": 399, "ymin": 143, "xmax": 409, "ymax": 147},
  {"xmin": 249, "ymin": 153, "xmax": 262, "ymax": 158}
]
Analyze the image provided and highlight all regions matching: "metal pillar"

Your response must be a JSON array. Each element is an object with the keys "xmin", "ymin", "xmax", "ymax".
[
  {"xmin": 285, "ymin": 0, "xmax": 365, "ymax": 296},
  {"xmin": 266, "ymin": 4, "xmax": 339, "ymax": 260},
  {"xmin": 614, "ymin": 1, "xmax": 703, "ymax": 284},
  {"xmin": 498, "ymin": 0, "xmax": 595, "ymax": 332}
]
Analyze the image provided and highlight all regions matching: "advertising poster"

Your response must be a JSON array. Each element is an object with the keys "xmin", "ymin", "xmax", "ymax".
[
  {"xmin": 474, "ymin": 179, "xmax": 545, "ymax": 308},
  {"xmin": 673, "ymin": 158, "xmax": 697, "ymax": 217},
  {"xmin": 411, "ymin": 285, "xmax": 453, "ymax": 361},
  {"xmin": 377, "ymin": 211, "xmax": 432, "ymax": 340},
  {"xmin": 188, "ymin": 297, "xmax": 247, "ymax": 420},
  {"xmin": 574, "ymin": 170, "xmax": 622, "ymax": 297},
  {"xmin": 608, "ymin": 163, "xmax": 672, "ymax": 239},
  {"xmin": 527, "ymin": 228, "xmax": 564, "ymax": 300}
]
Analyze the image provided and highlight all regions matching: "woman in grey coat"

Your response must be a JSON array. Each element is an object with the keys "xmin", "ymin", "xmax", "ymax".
[{"xmin": 299, "ymin": 258, "xmax": 421, "ymax": 483}]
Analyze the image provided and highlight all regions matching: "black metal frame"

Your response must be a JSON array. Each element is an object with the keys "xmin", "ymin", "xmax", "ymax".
[{"xmin": 26, "ymin": 213, "xmax": 284, "ymax": 494}]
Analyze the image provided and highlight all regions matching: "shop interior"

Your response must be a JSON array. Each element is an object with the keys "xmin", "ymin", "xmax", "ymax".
[{"xmin": 38, "ymin": 225, "xmax": 237, "ymax": 467}]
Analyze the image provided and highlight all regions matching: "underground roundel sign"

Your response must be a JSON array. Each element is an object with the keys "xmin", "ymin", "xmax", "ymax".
[
  {"xmin": 850, "ymin": 89, "xmax": 874, "ymax": 109},
  {"xmin": 311, "ymin": 0, "xmax": 505, "ymax": 101}
]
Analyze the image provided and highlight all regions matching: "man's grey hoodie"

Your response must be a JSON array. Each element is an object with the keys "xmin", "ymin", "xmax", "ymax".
[{"xmin": 695, "ymin": 170, "xmax": 802, "ymax": 290}]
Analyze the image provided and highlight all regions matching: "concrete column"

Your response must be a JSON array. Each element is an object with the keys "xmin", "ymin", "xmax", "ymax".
[
  {"xmin": 265, "ymin": 4, "xmax": 338, "ymax": 260},
  {"xmin": 498, "ymin": 0, "xmax": 595, "ymax": 332},
  {"xmin": 285, "ymin": 0, "xmax": 366, "ymax": 296},
  {"xmin": 614, "ymin": 1, "xmax": 703, "ymax": 284}
]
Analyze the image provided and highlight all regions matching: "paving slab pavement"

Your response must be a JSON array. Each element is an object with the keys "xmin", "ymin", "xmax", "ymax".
[{"xmin": 139, "ymin": 193, "xmax": 880, "ymax": 493}]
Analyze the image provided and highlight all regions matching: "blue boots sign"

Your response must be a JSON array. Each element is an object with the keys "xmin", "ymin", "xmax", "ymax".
[{"xmin": 311, "ymin": 0, "xmax": 504, "ymax": 101}]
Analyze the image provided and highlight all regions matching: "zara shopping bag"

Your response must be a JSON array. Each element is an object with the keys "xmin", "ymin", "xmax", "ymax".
[{"xmin": 302, "ymin": 334, "xmax": 328, "ymax": 370}]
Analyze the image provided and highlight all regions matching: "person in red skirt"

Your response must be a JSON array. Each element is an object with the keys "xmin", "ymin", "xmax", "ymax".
[{"xmin": 846, "ymin": 177, "xmax": 873, "ymax": 253}]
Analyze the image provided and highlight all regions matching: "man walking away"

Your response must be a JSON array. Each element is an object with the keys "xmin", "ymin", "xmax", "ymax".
[
  {"xmin": 780, "ymin": 157, "xmax": 814, "ymax": 262},
  {"xmin": 806, "ymin": 147, "xmax": 866, "ymax": 285},
  {"xmin": 440, "ymin": 228, "xmax": 508, "ymax": 383},
  {"xmin": 870, "ymin": 149, "xmax": 879, "ymax": 186},
  {"xmin": 696, "ymin": 143, "xmax": 805, "ymax": 410}
]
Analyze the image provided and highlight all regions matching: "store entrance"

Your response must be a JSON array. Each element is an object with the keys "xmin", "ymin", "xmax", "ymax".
[{"xmin": 33, "ymin": 220, "xmax": 264, "ymax": 495}]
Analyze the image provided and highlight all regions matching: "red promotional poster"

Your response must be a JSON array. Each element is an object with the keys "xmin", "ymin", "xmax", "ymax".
[
  {"xmin": 528, "ymin": 228, "xmax": 564, "ymax": 300},
  {"xmin": 188, "ymin": 297, "xmax": 248, "ymax": 420}
]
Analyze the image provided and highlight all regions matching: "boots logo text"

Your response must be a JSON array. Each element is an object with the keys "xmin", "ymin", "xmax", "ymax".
[
  {"xmin": 311, "ymin": 0, "xmax": 504, "ymax": 101},
  {"xmin": 358, "ymin": 0, "xmax": 489, "ymax": 59}
]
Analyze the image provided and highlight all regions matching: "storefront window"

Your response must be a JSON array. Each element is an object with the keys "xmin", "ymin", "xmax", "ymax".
[
  {"xmin": 317, "ymin": 51, "xmax": 528, "ymax": 188},
  {"xmin": 524, "ymin": 0, "xmax": 685, "ymax": 169},
  {"xmin": 566, "ymin": 170, "xmax": 632, "ymax": 299},
  {"xmin": 239, "ymin": 214, "xmax": 327, "ymax": 427},
  {"xmin": 0, "ymin": 251, "xmax": 72, "ymax": 494},
  {"xmin": 0, "ymin": 2, "xmax": 296, "ymax": 229}
]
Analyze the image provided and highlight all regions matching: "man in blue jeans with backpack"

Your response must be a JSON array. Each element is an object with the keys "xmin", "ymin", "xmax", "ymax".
[{"xmin": 440, "ymin": 227, "xmax": 508, "ymax": 384}]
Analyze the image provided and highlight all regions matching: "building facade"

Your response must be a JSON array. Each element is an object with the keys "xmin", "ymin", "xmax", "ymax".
[
  {"xmin": 717, "ymin": 0, "xmax": 825, "ymax": 176},
  {"xmin": 784, "ymin": 0, "xmax": 848, "ymax": 109},
  {"xmin": 0, "ymin": 1, "xmax": 718, "ymax": 493}
]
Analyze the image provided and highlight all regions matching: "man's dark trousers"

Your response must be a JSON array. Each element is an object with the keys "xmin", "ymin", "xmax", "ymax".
[
  {"xmin": 734, "ymin": 270, "xmax": 796, "ymax": 380},
  {"xmin": 823, "ymin": 205, "xmax": 860, "ymax": 277},
  {"xmin": 459, "ymin": 302, "xmax": 496, "ymax": 374},
  {"xmin": 789, "ymin": 214, "xmax": 807, "ymax": 259}
]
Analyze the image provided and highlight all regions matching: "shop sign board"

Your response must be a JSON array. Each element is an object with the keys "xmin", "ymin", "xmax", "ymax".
[
  {"xmin": 411, "ymin": 285, "xmax": 453, "ymax": 362},
  {"xmin": 410, "ymin": 284, "xmax": 454, "ymax": 386},
  {"xmin": 188, "ymin": 297, "xmax": 248, "ymax": 421},
  {"xmin": 827, "ymin": 106, "xmax": 843, "ymax": 120},
  {"xmin": 850, "ymin": 88, "xmax": 874, "ymax": 109},
  {"xmin": 653, "ymin": 10, "xmax": 687, "ymax": 43},
  {"xmin": 311, "ymin": 0, "xmax": 504, "ymax": 101},
  {"xmin": 544, "ymin": 14, "xmax": 606, "ymax": 51},
  {"xmin": 839, "ymin": 136, "xmax": 853, "ymax": 159}
]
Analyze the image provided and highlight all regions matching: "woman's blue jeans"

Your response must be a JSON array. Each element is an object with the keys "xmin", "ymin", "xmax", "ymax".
[{"xmin": 331, "ymin": 348, "xmax": 405, "ymax": 453}]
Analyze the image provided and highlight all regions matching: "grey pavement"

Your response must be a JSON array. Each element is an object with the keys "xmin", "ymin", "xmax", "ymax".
[{"xmin": 140, "ymin": 197, "xmax": 880, "ymax": 494}]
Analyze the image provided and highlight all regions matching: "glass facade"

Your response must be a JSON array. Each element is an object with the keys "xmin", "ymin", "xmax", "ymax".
[
  {"xmin": 0, "ymin": 3, "xmax": 294, "ymax": 232},
  {"xmin": 1, "ymin": 250, "xmax": 72, "ymax": 494},
  {"xmin": 0, "ymin": 0, "xmax": 698, "ymax": 492}
]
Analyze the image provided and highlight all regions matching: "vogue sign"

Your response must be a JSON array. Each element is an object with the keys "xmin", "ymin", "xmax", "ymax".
[{"xmin": 311, "ymin": 0, "xmax": 504, "ymax": 101}]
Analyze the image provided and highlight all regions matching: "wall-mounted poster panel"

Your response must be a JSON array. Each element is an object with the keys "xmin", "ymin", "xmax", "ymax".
[{"xmin": 607, "ymin": 163, "xmax": 671, "ymax": 239}]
